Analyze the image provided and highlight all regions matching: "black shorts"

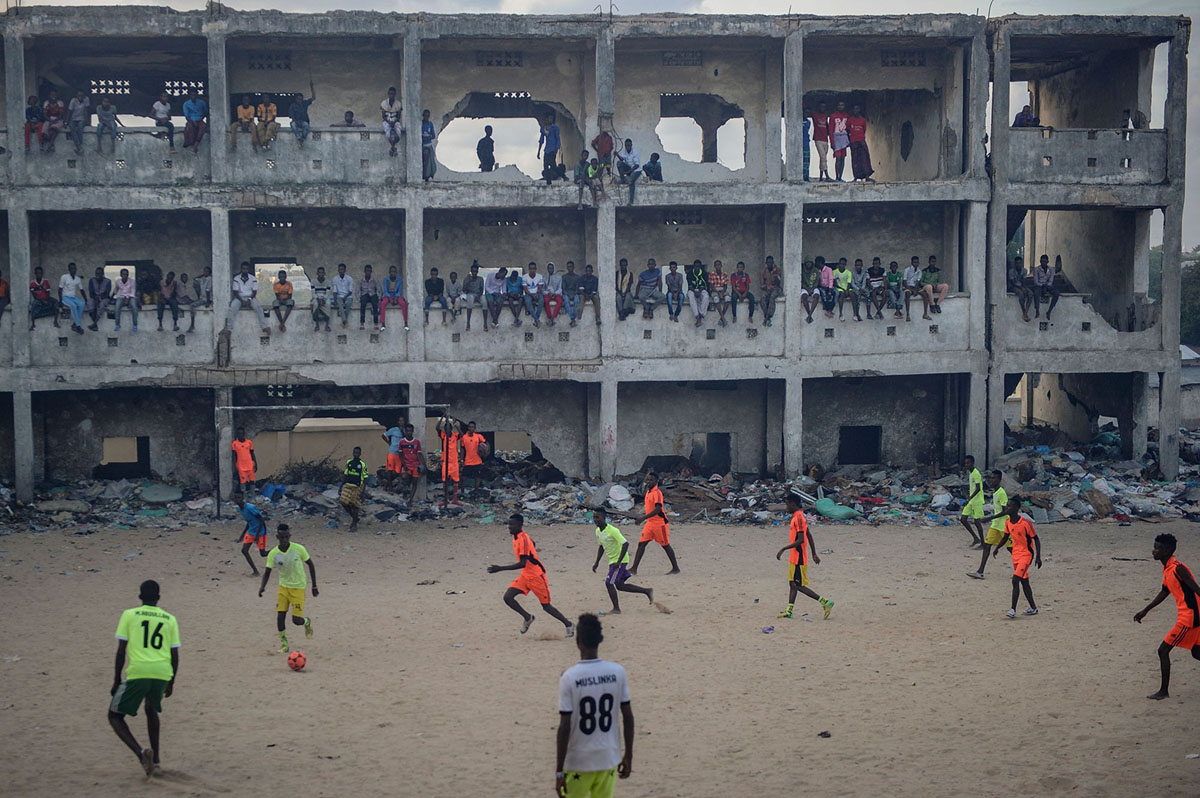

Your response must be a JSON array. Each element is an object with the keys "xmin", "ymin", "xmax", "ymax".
[{"xmin": 462, "ymin": 464, "xmax": 483, "ymax": 480}]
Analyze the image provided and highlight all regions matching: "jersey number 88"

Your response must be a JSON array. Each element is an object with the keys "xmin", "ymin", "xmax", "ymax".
[{"xmin": 578, "ymin": 694, "xmax": 613, "ymax": 734}]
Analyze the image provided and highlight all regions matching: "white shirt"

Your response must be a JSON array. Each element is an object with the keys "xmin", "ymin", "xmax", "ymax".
[
  {"xmin": 332, "ymin": 273, "xmax": 354, "ymax": 297},
  {"xmin": 152, "ymin": 101, "xmax": 172, "ymax": 122},
  {"xmin": 522, "ymin": 273, "xmax": 545, "ymax": 296},
  {"xmin": 558, "ymin": 658, "xmax": 630, "ymax": 773},
  {"xmin": 380, "ymin": 98, "xmax": 401, "ymax": 123},
  {"xmin": 232, "ymin": 273, "xmax": 258, "ymax": 300},
  {"xmin": 59, "ymin": 273, "xmax": 84, "ymax": 299},
  {"xmin": 484, "ymin": 272, "xmax": 505, "ymax": 293},
  {"xmin": 545, "ymin": 272, "xmax": 563, "ymax": 296},
  {"xmin": 902, "ymin": 265, "xmax": 923, "ymax": 288},
  {"xmin": 617, "ymin": 147, "xmax": 641, "ymax": 171}
]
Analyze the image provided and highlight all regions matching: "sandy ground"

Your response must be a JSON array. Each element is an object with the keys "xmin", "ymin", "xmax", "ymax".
[{"xmin": 2, "ymin": 514, "xmax": 1200, "ymax": 798}]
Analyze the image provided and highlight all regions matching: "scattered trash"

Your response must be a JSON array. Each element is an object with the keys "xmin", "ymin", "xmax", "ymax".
[
  {"xmin": 416, "ymin": 580, "xmax": 438, "ymax": 586},
  {"xmin": 818, "ymin": 731, "xmax": 832, "ymax": 738},
  {"xmin": 761, "ymin": 626, "xmax": 775, "ymax": 634},
  {"xmin": 446, "ymin": 590, "xmax": 466, "ymax": 595},
  {"xmin": 140, "ymin": 483, "xmax": 183, "ymax": 505}
]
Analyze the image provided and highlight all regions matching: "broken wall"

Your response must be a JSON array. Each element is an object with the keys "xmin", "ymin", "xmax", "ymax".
[
  {"xmin": 803, "ymin": 374, "xmax": 959, "ymax": 468},
  {"xmin": 1034, "ymin": 48, "xmax": 1146, "ymax": 129},
  {"xmin": 34, "ymin": 387, "xmax": 216, "ymax": 486},
  {"xmin": 1027, "ymin": 372, "xmax": 1141, "ymax": 449},
  {"xmin": 616, "ymin": 380, "xmax": 768, "ymax": 476},
  {"xmin": 227, "ymin": 37, "xmax": 402, "ymax": 127},
  {"xmin": 427, "ymin": 381, "xmax": 589, "ymax": 478},
  {"xmin": 230, "ymin": 383, "xmax": 410, "ymax": 438},
  {"xmin": 33, "ymin": 210, "xmax": 212, "ymax": 285}
]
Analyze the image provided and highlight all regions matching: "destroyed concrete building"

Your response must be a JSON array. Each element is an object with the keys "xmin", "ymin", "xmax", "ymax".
[{"xmin": 0, "ymin": 8, "xmax": 1189, "ymax": 499}]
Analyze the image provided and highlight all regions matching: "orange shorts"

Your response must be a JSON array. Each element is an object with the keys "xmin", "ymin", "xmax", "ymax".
[
  {"xmin": 640, "ymin": 521, "xmax": 670, "ymax": 546},
  {"xmin": 237, "ymin": 467, "xmax": 255, "ymax": 484},
  {"xmin": 509, "ymin": 570, "xmax": 551, "ymax": 604},
  {"xmin": 443, "ymin": 465, "xmax": 459, "ymax": 483},
  {"xmin": 242, "ymin": 532, "xmax": 267, "ymax": 551},
  {"xmin": 387, "ymin": 453, "xmax": 402, "ymax": 473},
  {"xmin": 1011, "ymin": 553, "xmax": 1032, "ymax": 579},
  {"xmin": 1165, "ymin": 622, "xmax": 1200, "ymax": 648}
]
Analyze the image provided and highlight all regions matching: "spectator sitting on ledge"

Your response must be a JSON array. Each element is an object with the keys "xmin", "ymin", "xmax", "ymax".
[
  {"xmin": 920, "ymin": 255, "xmax": 950, "ymax": 317},
  {"xmin": 580, "ymin": 264, "xmax": 601, "ymax": 327},
  {"xmin": 1012, "ymin": 104, "xmax": 1040, "ymax": 128},
  {"xmin": 230, "ymin": 94, "xmax": 255, "ymax": 151},
  {"xmin": 29, "ymin": 266, "xmax": 60, "ymax": 331},
  {"xmin": 425, "ymin": 266, "xmax": 449, "ymax": 326},
  {"xmin": 1007, "ymin": 255, "xmax": 1033, "ymax": 323},
  {"xmin": 1033, "ymin": 254, "xmax": 1062, "ymax": 321},
  {"xmin": 381, "ymin": 87, "xmax": 403, "ymax": 157},
  {"xmin": 272, "ymin": 269, "xmax": 294, "ymax": 332},
  {"xmin": 643, "ymin": 152, "xmax": 663, "ymax": 182},
  {"xmin": 332, "ymin": 110, "xmax": 365, "ymax": 128}
]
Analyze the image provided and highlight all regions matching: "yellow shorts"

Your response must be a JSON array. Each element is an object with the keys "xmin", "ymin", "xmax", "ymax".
[
  {"xmin": 563, "ymin": 768, "xmax": 616, "ymax": 798},
  {"xmin": 276, "ymin": 586, "xmax": 305, "ymax": 615},
  {"xmin": 962, "ymin": 503, "xmax": 984, "ymax": 520},
  {"xmin": 984, "ymin": 528, "xmax": 1014, "ymax": 548},
  {"xmin": 788, "ymin": 562, "xmax": 809, "ymax": 587}
]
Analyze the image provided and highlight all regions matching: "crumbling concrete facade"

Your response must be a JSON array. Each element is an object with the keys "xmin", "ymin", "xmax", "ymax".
[{"xmin": 0, "ymin": 8, "xmax": 1188, "ymax": 498}]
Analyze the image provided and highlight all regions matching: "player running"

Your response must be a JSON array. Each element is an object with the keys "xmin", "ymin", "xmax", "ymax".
[
  {"xmin": 1134, "ymin": 533, "xmax": 1200, "ymax": 700},
  {"xmin": 231, "ymin": 427, "xmax": 257, "ymax": 499},
  {"xmin": 488, "ymin": 513, "xmax": 575, "ymax": 637},
  {"xmin": 774, "ymin": 492, "xmax": 833, "ymax": 620},
  {"xmin": 591, "ymin": 507, "xmax": 653, "ymax": 614},
  {"xmin": 556, "ymin": 613, "xmax": 634, "ymax": 798},
  {"xmin": 234, "ymin": 491, "xmax": 268, "ymax": 575},
  {"xmin": 108, "ymin": 579, "xmax": 180, "ymax": 778},
  {"xmin": 628, "ymin": 472, "xmax": 680, "ymax": 576},
  {"xmin": 257, "ymin": 524, "xmax": 317, "ymax": 654},
  {"xmin": 959, "ymin": 454, "xmax": 985, "ymax": 547},
  {"xmin": 966, "ymin": 470, "xmax": 1009, "ymax": 579},
  {"xmin": 991, "ymin": 496, "xmax": 1042, "ymax": 618}
]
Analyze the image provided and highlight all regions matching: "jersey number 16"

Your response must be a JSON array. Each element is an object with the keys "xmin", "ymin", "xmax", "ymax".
[
  {"xmin": 140, "ymin": 620, "xmax": 165, "ymax": 649},
  {"xmin": 578, "ymin": 693, "xmax": 613, "ymax": 735}
]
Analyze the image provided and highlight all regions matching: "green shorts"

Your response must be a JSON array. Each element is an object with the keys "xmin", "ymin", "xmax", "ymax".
[
  {"xmin": 110, "ymin": 678, "xmax": 166, "ymax": 716},
  {"xmin": 961, "ymin": 502, "xmax": 984, "ymax": 520},
  {"xmin": 563, "ymin": 768, "xmax": 616, "ymax": 798}
]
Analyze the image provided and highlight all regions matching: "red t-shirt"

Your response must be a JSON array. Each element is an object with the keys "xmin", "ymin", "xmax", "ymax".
[
  {"xmin": 810, "ymin": 112, "xmax": 830, "ymax": 143},
  {"xmin": 848, "ymin": 116, "xmax": 867, "ymax": 142},
  {"xmin": 30, "ymin": 280, "xmax": 50, "ymax": 300},
  {"xmin": 398, "ymin": 437, "xmax": 422, "ymax": 469},
  {"xmin": 830, "ymin": 112, "xmax": 849, "ymax": 137},
  {"xmin": 730, "ymin": 272, "xmax": 751, "ymax": 294}
]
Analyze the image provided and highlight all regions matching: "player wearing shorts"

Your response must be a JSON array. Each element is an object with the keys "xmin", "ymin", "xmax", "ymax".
[
  {"xmin": 992, "ymin": 497, "xmax": 1041, "ymax": 618},
  {"xmin": 258, "ymin": 524, "xmax": 317, "ymax": 654},
  {"xmin": 556, "ymin": 614, "xmax": 634, "ymax": 798},
  {"xmin": 591, "ymin": 507, "xmax": 653, "ymax": 614},
  {"xmin": 340, "ymin": 447, "xmax": 369, "ymax": 532},
  {"xmin": 774, "ymin": 492, "xmax": 833, "ymax": 620},
  {"xmin": 967, "ymin": 470, "xmax": 1009, "ymax": 579},
  {"xmin": 109, "ymin": 579, "xmax": 180, "ymax": 778},
  {"xmin": 231, "ymin": 427, "xmax": 257, "ymax": 498},
  {"xmin": 397, "ymin": 423, "xmax": 423, "ymax": 506},
  {"xmin": 437, "ymin": 416, "xmax": 462, "ymax": 507},
  {"xmin": 488, "ymin": 513, "xmax": 575, "ymax": 637},
  {"xmin": 959, "ymin": 455, "xmax": 985, "ymax": 547},
  {"xmin": 381, "ymin": 417, "xmax": 405, "ymax": 489},
  {"xmin": 628, "ymin": 472, "xmax": 680, "ymax": 576},
  {"xmin": 234, "ymin": 491, "xmax": 268, "ymax": 575},
  {"xmin": 1134, "ymin": 533, "xmax": 1200, "ymax": 700},
  {"xmin": 461, "ymin": 421, "xmax": 486, "ymax": 496}
]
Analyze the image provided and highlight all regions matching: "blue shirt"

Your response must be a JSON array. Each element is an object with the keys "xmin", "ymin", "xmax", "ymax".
[
  {"xmin": 505, "ymin": 274, "xmax": 523, "ymax": 295},
  {"xmin": 182, "ymin": 99, "xmax": 207, "ymax": 122},
  {"xmin": 421, "ymin": 120, "xmax": 435, "ymax": 146},
  {"xmin": 384, "ymin": 426, "xmax": 403, "ymax": 455},
  {"xmin": 802, "ymin": 117, "xmax": 811, "ymax": 144},
  {"xmin": 239, "ymin": 503, "xmax": 266, "ymax": 536},
  {"xmin": 289, "ymin": 98, "xmax": 313, "ymax": 124},
  {"xmin": 539, "ymin": 124, "xmax": 561, "ymax": 153},
  {"xmin": 383, "ymin": 276, "xmax": 403, "ymax": 298},
  {"xmin": 26, "ymin": 106, "xmax": 43, "ymax": 123}
]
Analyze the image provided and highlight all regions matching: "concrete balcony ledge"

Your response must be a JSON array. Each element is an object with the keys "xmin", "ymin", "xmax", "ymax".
[
  {"xmin": 1007, "ymin": 128, "xmax": 1166, "ymax": 185},
  {"xmin": 996, "ymin": 292, "xmax": 1161, "ymax": 352},
  {"xmin": 29, "ymin": 308, "xmax": 215, "ymax": 367},
  {"xmin": 228, "ymin": 127, "xmax": 406, "ymax": 185},
  {"xmin": 796, "ymin": 293, "xmax": 971, "ymax": 356},
  {"xmin": 425, "ymin": 303, "xmax": 601, "ymax": 362},
  {"xmin": 222, "ymin": 307, "xmax": 411, "ymax": 366},
  {"xmin": 612, "ymin": 299, "xmax": 785, "ymax": 358},
  {"xmin": 21, "ymin": 126, "xmax": 209, "ymax": 186}
]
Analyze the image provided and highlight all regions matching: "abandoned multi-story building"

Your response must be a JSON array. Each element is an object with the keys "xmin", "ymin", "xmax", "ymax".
[{"xmin": 0, "ymin": 8, "xmax": 1190, "ymax": 500}]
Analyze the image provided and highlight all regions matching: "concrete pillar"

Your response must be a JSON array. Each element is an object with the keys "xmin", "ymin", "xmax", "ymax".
[
  {"xmin": 783, "ymin": 375, "xmax": 803, "ymax": 476},
  {"xmin": 599, "ymin": 379, "xmax": 617, "ymax": 481},
  {"xmin": 782, "ymin": 201, "xmax": 803, "ymax": 355},
  {"xmin": 1159, "ymin": 367, "xmax": 1181, "ymax": 480},
  {"xmin": 210, "ymin": 209, "xmax": 231, "ymax": 349},
  {"xmin": 207, "ymin": 33, "xmax": 229, "ymax": 183},
  {"xmin": 8, "ymin": 209, "xmax": 32, "ymax": 367},
  {"xmin": 586, "ymin": 382, "xmax": 601, "ymax": 479},
  {"xmin": 215, "ymin": 386, "xmax": 232, "ymax": 515},
  {"xmin": 4, "ymin": 33, "xmax": 28, "ymax": 181},
  {"xmin": 1132, "ymin": 210, "xmax": 1151, "ymax": 295},
  {"xmin": 404, "ymin": 201, "xmax": 426, "ymax": 361},
  {"xmin": 783, "ymin": 31, "xmax": 804, "ymax": 183},
  {"xmin": 408, "ymin": 379, "xmax": 428, "ymax": 500},
  {"xmin": 1161, "ymin": 206, "xmax": 1182, "ymax": 356},
  {"xmin": 989, "ymin": 26, "xmax": 1011, "ymax": 187},
  {"xmin": 1164, "ymin": 25, "xmax": 1189, "ymax": 183},
  {"xmin": 987, "ymin": 369, "xmax": 1007, "ymax": 468},
  {"xmin": 403, "ymin": 31, "xmax": 423, "ymax": 185},
  {"xmin": 13, "ymin": 389, "xmax": 34, "ymax": 502},
  {"xmin": 597, "ymin": 203, "xmax": 617, "ymax": 355},
  {"xmin": 1119, "ymin": 373, "xmax": 1149, "ymax": 461},
  {"xmin": 595, "ymin": 29, "xmax": 615, "ymax": 120},
  {"xmin": 965, "ymin": 201, "xmax": 988, "ymax": 352},
  {"xmin": 967, "ymin": 30, "xmax": 989, "ymax": 177},
  {"xmin": 765, "ymin": 379, "xmax": 784, "ymax": 476},
  {"xmin": 966, "ymin": 371, "xmax": 987, "ymax": 465},
  {"xmin": 763, "ymin": 47, "xmax": 783, "ymax": 182}
]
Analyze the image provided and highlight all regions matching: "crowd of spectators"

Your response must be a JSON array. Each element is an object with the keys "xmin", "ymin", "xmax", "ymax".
[{"xmin": 1006, "ymin": 254, "xmax": 1072, "ymax": 323}]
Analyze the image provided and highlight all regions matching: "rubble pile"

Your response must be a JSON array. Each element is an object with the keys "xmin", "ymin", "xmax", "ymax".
[{"xmin": 6, "ymin": 430, "xmax": 1200, "ymax": 533}]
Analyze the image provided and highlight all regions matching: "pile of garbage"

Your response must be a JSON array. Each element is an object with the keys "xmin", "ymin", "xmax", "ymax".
[{"xmin": 6, "ymin": 429, "xmax": 1200, "ymax": 532}]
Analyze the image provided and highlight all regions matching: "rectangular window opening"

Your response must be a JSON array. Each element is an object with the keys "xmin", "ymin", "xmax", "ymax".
[
  {"xmin": 838, "ymin": 425, "xmax": 881, "ymax": 465},
  {"xmin": 97, "ymin": 436, "xmax": 151, "ymax": 479},
  {"xmin": 688, "ymin": 432, "xmax": 731, "ymax": 474}
]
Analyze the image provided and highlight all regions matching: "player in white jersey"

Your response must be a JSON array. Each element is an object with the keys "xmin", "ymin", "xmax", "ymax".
[{"xmin": 556, "ymin": 614, "xmax": 634, "ymax": 798}]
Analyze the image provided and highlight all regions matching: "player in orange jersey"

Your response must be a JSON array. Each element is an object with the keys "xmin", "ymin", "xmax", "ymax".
[
  {"xmin": 774, "ymin": 492, "xmax": 833, "ymax": 620},
  {"xmin": 628, "ymin": 472, "xmax": 680, "ymax": 576},
  {"xmin": 1134, "ymin": 533, "xmax": 1200, "ymax": 700},
  {"xmin": 992, "ymin": 496, "xmax": 1042, "ymax": 618},
  {"xmin": 488, "ymin": 514, "xmax": 575, "ymax": 638},
  {"xmin": 230, "ymin": 427, "xmax": 257, "ymax": 498}
]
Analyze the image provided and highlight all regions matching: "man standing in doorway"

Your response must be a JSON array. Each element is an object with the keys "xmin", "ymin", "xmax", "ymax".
[
  {"xmin": 538, "ymin": 113, "xmax": 564, "ymax": 185},
  {"xmin": 808, "ymin": 102, "xmax": 831, "ymax": 181},
  {"xmin": 231, "ymin": 427, "xmax": 257, "ymax": 499}
]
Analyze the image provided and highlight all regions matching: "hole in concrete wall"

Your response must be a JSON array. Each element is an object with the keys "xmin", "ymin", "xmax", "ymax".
[
  {"xmin": 705, "ymin": 328, "xmax": 716, "ymax": 340},
  {"xmin": 900, "ymin": 121, "xmax": 914, "ymax": 162},
  {"xmin": 1087, "ymin": 130, "xmax": 1099, "ymax": 140},
  {"xmin": 361, "ymin": 159, "xmax": 370, "ymax": 169},
  {"xmin": 108, "ymin": 337, "xmax": 119, "ymax": 347},
  {"xmin": 438, "ymin": 92, "xmax": 581, "ymax": 180},
  {"xmin": 837, "ymin": 425, "xmax": 881, "ymax": 465},
  {"xmin": 1041, "ymin": 129, "xmax": 1052, "ymax": 139},
  {"xmin": 746, "ymin": 328, "xmax": 757, "ymax": 339},
  {"xmin": 1039, "ymin": 321, "xmax": 1049, "ymax": 331},
  {"xmin": 524, "ymin": 332, "xmax": 534, "ymax": 342},
  {"xmin": 928, "ymin": 324, "xmax": 939, "ymax": 334},
  {"xmin": 1042, "ymin": 156, "xmax": 1053, "ymax": 166},
  {"xmin": 96, "ymin": 436, "xmax": 151, "ymax": 479},
  {"xmin": 1087, "ymin": 158, "xmax": 1097, "ymax": 167},
  {"xmin": 253, "ymin": 260, "xmax": 310, "ymax": 308},
  {"xmin": 558, "ymin": 331, "xmax": 569, "ymax": 342},
  {"xmin": 312, "ymin": 160, "xmax": 322, "ymax": 170},
  {"xmin": 643, "ymin": 329, "xmax": 652, "ymax": 339},
  {"xmin": 1121, "ymin": 158, "xmax": 1132, "ymax": 169},
  {"xmin": 337, "ymin": 334, "xmax": 347, "ymax": 344},
  {"xmin": 657, "ymin": 93, "xmax": 744, "ymax": 168},
  {"xmin": 688, "ymin": 432, "xmax": 731, "ymax": 475},
  {"xmin": 58, "ymin": 337, "xmax": 69, "ymax": 347},
  {"xmin": 163, "ymin": 159, "xmax": 173, "ymax": 169},
  {"xmin": 176, "ymin": 334, "xmax": 186, "ymax": 345},
  {"xmin": 824, "ymin": 328, "xmax": 834, "ymax": 338},
  {"xmin": 452, "ymin": 332, "xmax": 461, "ymax": 343},
  {"xmin": 1081, "ymin": 321, "xmax": 1091, "ymax": 331}
]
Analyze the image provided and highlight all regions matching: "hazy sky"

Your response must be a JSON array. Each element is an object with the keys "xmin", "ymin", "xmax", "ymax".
[{"xmin": 25, "ymin": 0, "xmax": 1197, "ymax": 247}]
